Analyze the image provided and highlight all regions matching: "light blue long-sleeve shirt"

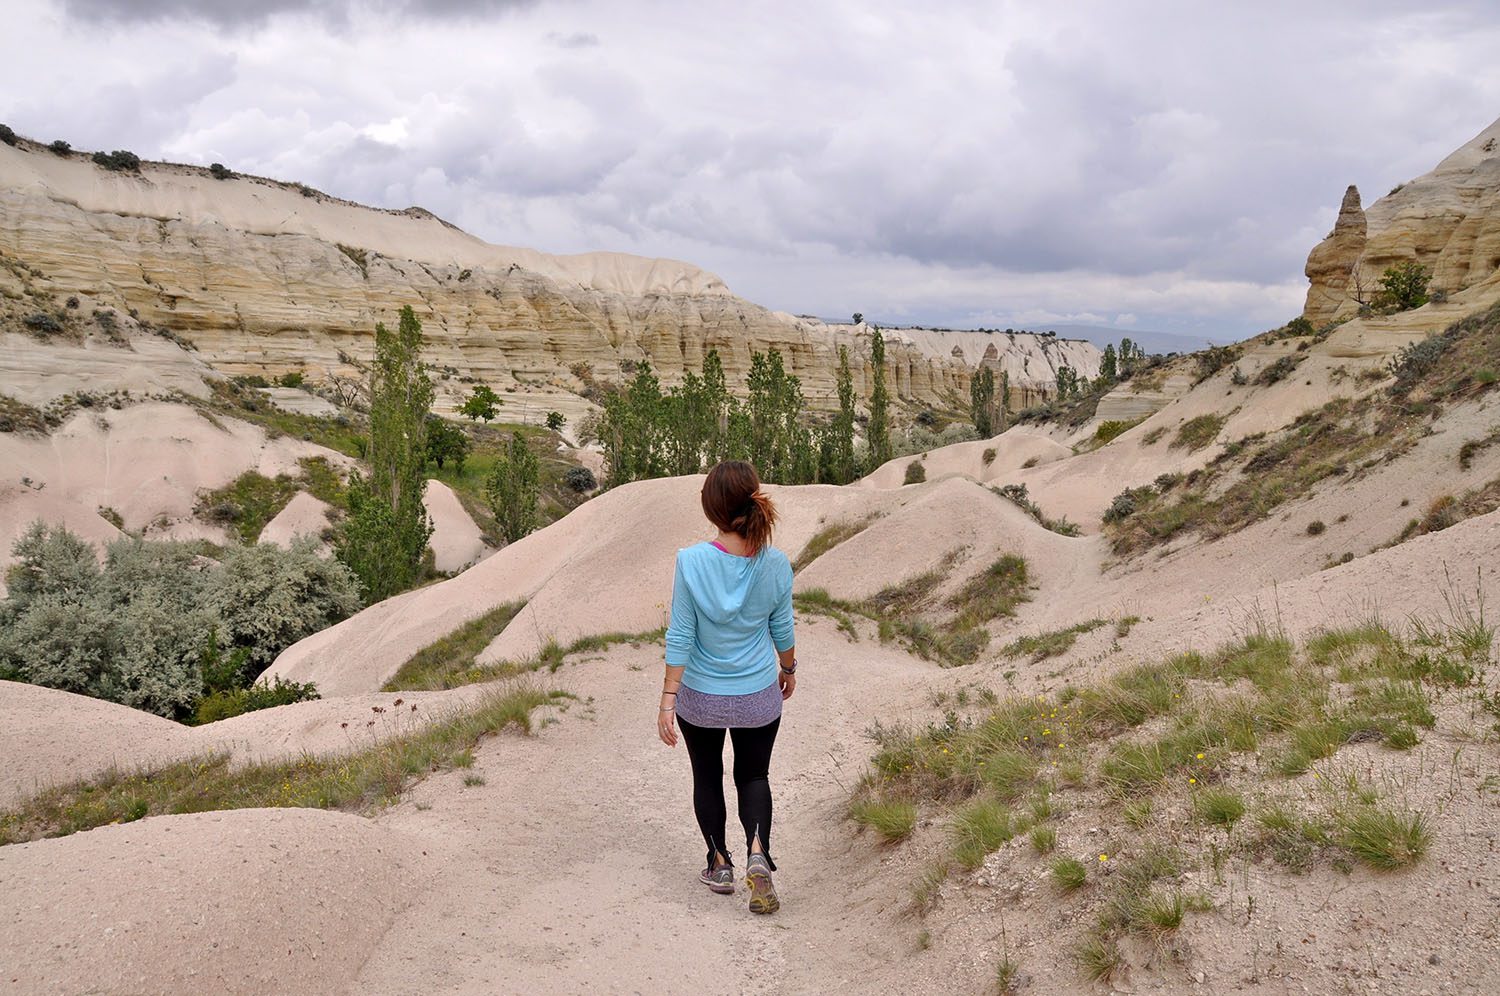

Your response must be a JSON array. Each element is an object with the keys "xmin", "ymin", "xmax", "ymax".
[{"xmin": 665, "ymin": 542, "xmax": 795, "ymax": 695}]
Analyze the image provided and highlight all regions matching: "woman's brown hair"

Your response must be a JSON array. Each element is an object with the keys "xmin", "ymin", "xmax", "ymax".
[{"xmin": 701, "ymin": 460, "xmax": 776, "ymax": 555}]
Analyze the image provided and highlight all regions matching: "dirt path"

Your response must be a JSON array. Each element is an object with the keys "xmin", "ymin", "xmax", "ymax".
[{"xmin": 356, "ymin": 620, "xmax": 934, "ymax": 995}]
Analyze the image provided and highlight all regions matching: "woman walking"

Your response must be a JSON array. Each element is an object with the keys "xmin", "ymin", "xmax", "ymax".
[{"xmin": 657, "ymin": 460, "xmax": 797, "ymax": 914}]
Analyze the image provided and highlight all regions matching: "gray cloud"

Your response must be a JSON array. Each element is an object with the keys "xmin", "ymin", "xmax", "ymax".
[
  {"xmin": 61, "ymin": 0, "xmax": 535, "ymax": 28},
  {"xmin": 10, "ymin": 1, "xmax": 1500, "ymax": 337}
]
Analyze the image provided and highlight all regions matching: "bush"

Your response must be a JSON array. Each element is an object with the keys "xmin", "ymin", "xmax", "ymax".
[
  {"xmin": 545, "ymin": 410, "xmax": 566, "ymax": 431},
  {"xmin": 193, "ymin": 675, "xmax": 320, "ymax": 725},
  {"xmin": 0, "ymin": 525, "xmax": 356, "ymax": 719},
  {"xmin": 92, "ymin": 149, "xmax": 142, "ymax": 172},
  {"xmin": 209, "ymin": 162, "xmax": 233, "ymax": 180},
  {"xmin": 981, "ymin": 447, "xmax": 997, "ymax": 466},
  {"xmin": 1194, "ymin": 345, "xmax": 1241, "ymax": 384},
  {"xmin": 563, "ymin": 465, "xmax": 597, "ymax": 493},
  {"xmin": 276, "ymin": 371, "xmax": 305, "ymax": 388},
  {"xmin": 0, "ymin": 124, "xmax": 17, "ymax": 146},
  {"xmin": 1373, "ymin": 261, "xmax": 1431, "ymax": 313},
  {"xmin": 1255, "ymin": 355, "xmax": 1304, "ymax": 386},
  {"xmin": 48, "ymin": 140, "xmax": 71, "ymax": 156},
  {"xmin": 903, "ymin": 461, "xmax": 927, "ymax": 485},
  {"xmin": 1306, "ymin": 520, "xmax": 1327, "ymax": 536},
  {"xmin": 1103, "ymin": 485, "xmax": 1155, "ymax": 524},
  {"xmin": 203, "ymin": 540, "xmax": 361, "ymax": 677},
  {"xmin": 1387, "ymin": 335, "xmax": 1449, "ymax": 389},
  {"xmin": 22, "ymin": 313, "xmax": 63, "ymax": 335}
]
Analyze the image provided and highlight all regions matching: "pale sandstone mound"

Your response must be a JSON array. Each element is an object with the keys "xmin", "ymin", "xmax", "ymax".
[
  {"xmin": 797, "ymin": 476, "xmax": 1097, "ymax": 604},
  {"xmin": 858, "ymin": 428, "xmax": 1070, "ymax": 490},
  {"xmin": 0, "ymin": 402, "xmax": 347, "ymax": 577},
  {"xmin": 0, "ymin": 809, "xmax": 419, "ymax": 996},
  {"xmin": 266, "ymin": 475, "xmax": 847, "ymax": 695},
  {"xmin": 1304, "ymin": 115, "xmax": 1500, "ymax": 327},
  {"xmin": 0, "ymin": 680, "xmax": 189, "ymax": 806},
  {"xmin": 0, "ymin": 679, "xmax": 500, "ymax": 807},
  {"xmin": 421, "ymin": 479, "xmax": 488, "ymax": 573},
  {"xmin": 257, "ymin": 490, "xmax": 333, "ymax": 549}
]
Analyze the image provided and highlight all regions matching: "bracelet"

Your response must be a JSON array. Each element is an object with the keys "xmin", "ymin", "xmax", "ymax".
[
  {"xmin": 662, "ymin": 689, "xmax": 677, "ymax": 696},
  {"xmin": 659, "ymin": 705, "xmax": 675, "ymax": 712}
]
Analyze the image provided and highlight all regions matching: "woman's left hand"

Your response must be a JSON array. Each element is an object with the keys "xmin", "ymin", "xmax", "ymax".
[
  {"xmin": 779, "ymin": 670, "xmax": 796, "ymax": 701},
  {"xmin": 657, "ymin": 703, "xmax": 678, "ymax": 747}
]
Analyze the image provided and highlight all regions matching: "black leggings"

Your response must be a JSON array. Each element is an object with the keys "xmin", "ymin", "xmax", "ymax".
[{"xmin": 677, "ymin": 714, "xmax": 781, "ymax": 871}]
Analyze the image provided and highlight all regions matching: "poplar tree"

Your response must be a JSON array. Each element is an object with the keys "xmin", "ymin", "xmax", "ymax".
[
  {"xmin": 336, "ymin": 306, "xmax": 434, "ymax": 601},
  {"xmin": 969, "ymin": 366, "xmax": 996, "ymax": 437},
  {"xmin": 486, "ymin": 433, "xmax": 540, "ymax": 543},
  {"xmin": 867, "ymin": 329, "xmax": 892, "ymax": 468}
]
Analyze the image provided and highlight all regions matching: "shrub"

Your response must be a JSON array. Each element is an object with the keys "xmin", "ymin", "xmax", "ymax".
[
  {"xmin": 209, "ymin": 162, "xmax": 233, "ymax": 180},
  {"xmin": 92, "ymin": 149, "xmax": 142, "ymax": 172},
  {"xmin": 545, "ymin": 410, "xmax": 566, "ymax": 431},
  {"xmin": 982, "ymin": 447, "xmax": 997, "ymax": 465},
  {"xmin": 48, "ymin": 140, "xmax": 71, "ymax": 156},
  {"xmin": 1194, "ymin": 344, "xmax": 1241, "ymax": 384},
  {"xmin": 1093, "ymin": 420, "xmax": 1136, "ymax": 446},
  {"xmin": 22, "ymin": 313, "xmax": 63, "ymax": 335},
  {"xmin": 0, "ymin": 124, "xmax": 16, "ymax": 145},
  {"xmin": 1306, "ymin": 520, "xmax": 1326, "ymax": 536},
  {"xmin": 193, "ymin": 675, "xmax": 320, "ymax": 725},
  {"xmin": 1373, "ymin": 261, "xmax": 1431, "ymax": 313},
  {"xmin": 0, "ymin": 525, "xmax": 358, "ymax": 719},
  {"xmin": 1255, "ymin": 355, "xmax": 1304, "ymax": 386},
  {"xmin": 1103, "ymin": 485, "xmax": 1153, "ymax": 524},
  {"xmin": 563, "ymin": 465, "xmax": 598, "ymax": 493},
  {"xmin": 1387, "ymin": 335, "xmax": 1449, "ymax": 389},
  {"xmin": 276, "ymin": 371, "xmax": 305, "ymax": 388},
  {"xmin": 203, "ymin": 540, "xmax": 361, "ymax": 677},
  {"xmin": 903, "ymin": 461, "xmax": 927, "ymax": 485},
  {"xmin": 1172, "ymin": 414, "xmax": 1226, "ymax": 451}
]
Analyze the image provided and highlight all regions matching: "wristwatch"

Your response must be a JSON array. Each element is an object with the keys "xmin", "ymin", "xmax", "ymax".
[{"xmin": 780, "ymin": 659, "xmax": 798, "ymax": 676}]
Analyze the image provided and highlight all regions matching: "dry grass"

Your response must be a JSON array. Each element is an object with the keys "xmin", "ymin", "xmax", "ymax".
[{"xmin": 0, "ymin": 684, "xmax": 569, "ymax": 845}]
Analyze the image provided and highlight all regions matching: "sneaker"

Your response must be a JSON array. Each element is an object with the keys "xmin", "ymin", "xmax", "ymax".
[
  {"xmin": 700, "ymin": 863, "xmax": 735, "ymax": 894},
  {"xmin": 745, "ymin": 855, "xmax": 779, "ymax": 914}
]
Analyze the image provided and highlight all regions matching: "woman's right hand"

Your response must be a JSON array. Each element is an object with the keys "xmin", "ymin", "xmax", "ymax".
[{"xmin": 779, "ymin": 670, "xmax": 796, "ymax": 701}]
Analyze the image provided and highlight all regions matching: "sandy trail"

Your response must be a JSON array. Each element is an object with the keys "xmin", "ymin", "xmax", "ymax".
[{"xmin": 355, "ymin": 621, "xmax": 933, "ymax": 995}]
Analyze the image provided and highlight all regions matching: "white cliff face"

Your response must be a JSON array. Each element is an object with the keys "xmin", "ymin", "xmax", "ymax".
[{"xmin": 0, "ymin": 142, "xmax": 1095, "ymax": 411}]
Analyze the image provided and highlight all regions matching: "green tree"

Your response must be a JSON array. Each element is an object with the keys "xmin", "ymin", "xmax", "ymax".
[
  {"xmin": 459, "ymin": 384, "xmax": 500, "ymax": 423},
  {"xmin": 701, "ymin": 349, "xmax": 730, "ymax": 467},
  {"xmin": 545, "ymin": 410, "xmax": 566, "ymax": 432},
  {"xmin": 1118, "ymin": 338, "xmax": 1138, "ymax": 377},
  {"xmin": 486, "ymin": 433, "xmax": 541, "ymax": 543},
  {"xmin": 1374, "ymin": 261, "xmax": 1431, "ymax": 313},
  {"xmin": 336, "ymin": 476, "xmax": 430, "ymax": 603},
  {"xmin": 1055, "ymin": 365, "xmax": 1080, "ymax": 401},
  {"xmin": 970, "ymin": 366, "xmax": 996, "ymax": 437},
  {"xmin": 599, "ymin": 361, "xmax": 666, "ymax": 486},
  {"xmin": 823, "ymin": 345, "xmax": 858, "ymax": 484},
  {"xmin": 852, "ymin": 312, "xmax": 863, "ymax": 325},
  {"xmin": 998, "ymin": 370, "xmax": 1011, "ymax": 432},
  {"xmin": 1099, "ymin": 343, "xmax": 1118, "ymax": 383},
  {"xmin": 425, "ymin": 416, "xmax": 470, "ymax": 472},
  {"xmin": 337, "ymin": 305, "xmax": 434, "ymax": 600},
  {"xmin": 867, "ymin": 329, "xmax": 892, "ymax": 468}
]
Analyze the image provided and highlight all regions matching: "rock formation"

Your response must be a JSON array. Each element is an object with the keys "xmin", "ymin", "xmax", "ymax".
[
  {"xmin": 0, "ymin": 142, "xmax": 1099, "ymax": 414},
  {"xmin": 1302, "ymin": 185, "xmax": 1367, "ymax": 327},
  {"xmin": 1303, "ymin": 115, "xmax": 1500, "ymax": 327}
]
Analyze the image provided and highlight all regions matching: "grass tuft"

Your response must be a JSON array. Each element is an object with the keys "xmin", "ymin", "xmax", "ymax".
[
  {"xmin": 849, "ymin": 795, "xmax": 918, "ymax": 843},
  {"xmin": 1336, "ymin": 806, "xmax": 1430, "ymax": 870},
  {"xmin": 1051, "ymin": 856, "xmax": 1087, "ymax": 891}
]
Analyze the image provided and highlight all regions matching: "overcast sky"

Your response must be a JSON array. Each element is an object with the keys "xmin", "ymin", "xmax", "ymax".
[{"xmin": 4, "ymin": 1, "xmax": 1499, "ymax": 338}]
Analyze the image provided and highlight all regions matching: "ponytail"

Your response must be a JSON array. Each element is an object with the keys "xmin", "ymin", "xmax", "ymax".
[{"xmin": 701, "ymin": 460, "xmax": 777, "ymax": 555}]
